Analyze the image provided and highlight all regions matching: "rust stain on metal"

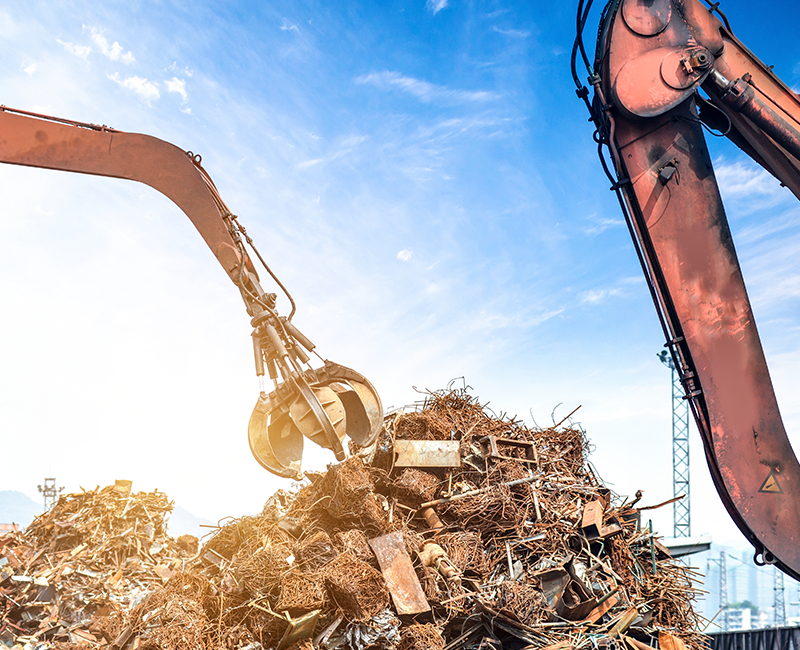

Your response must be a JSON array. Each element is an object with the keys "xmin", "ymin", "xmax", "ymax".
[{"xmin": 368, "ymin": 531, "xmax": 430, "ymax": 615}]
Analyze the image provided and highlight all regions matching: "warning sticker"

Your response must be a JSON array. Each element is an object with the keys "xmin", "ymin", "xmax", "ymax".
[{"xmin": 759, "ymin": 469, "xmax": 783, "ymax": 494}]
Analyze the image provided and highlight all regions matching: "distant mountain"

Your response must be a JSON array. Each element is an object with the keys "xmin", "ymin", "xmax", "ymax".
[{"xmin": 0, "ymin": 491, "xmax": 41, "ymax": 528}]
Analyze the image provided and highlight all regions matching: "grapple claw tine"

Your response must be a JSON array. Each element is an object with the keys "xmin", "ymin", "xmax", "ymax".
[{"xmin": 248, "ymin": 361, "xmax": 383, "ymax": 479}]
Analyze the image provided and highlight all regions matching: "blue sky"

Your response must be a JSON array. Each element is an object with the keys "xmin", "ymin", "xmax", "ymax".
[{"xmin": 1, "ymin": 0, "xmax": 800, "ymax": 560}]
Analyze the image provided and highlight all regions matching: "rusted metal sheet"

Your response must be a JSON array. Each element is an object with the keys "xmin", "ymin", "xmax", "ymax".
[
  {"xmin": 277, "ymin": 610, "xmax": 319, "ymax": 650},
  {"xmin": 581, "ymin": 500, "xmax": 622, "ymax": 541},
  {"xmin": 368, "ymin": 531, "xmax": 430, "ymax": 615},
  {"xmin": 659, "ymin": 631, "xmax": 688, "ymax": 650},
  {"xmin": 535, "ymin": 558, "xmax": 597, "ymax": 621},
  {"xmin": 581, "ymin": 501, "xmax": 603, "ymax": 539},
  {"xmin": 583, "ymin": 593, "xmax": 619, "ymax": 624},
  {"xmin": 536, "ymin": 566, "xmax": 570, "ymax": 611},
  {"xmin": 113, "ymin": 480, "xmax": 133, "ymax": 496},
  {"xmin": 479, "ymin": 436, "xmax": 537, "ymax": 465},
  {"xmin": 394, "ymin": 440, "xmax": 460, "ymax": 468}
]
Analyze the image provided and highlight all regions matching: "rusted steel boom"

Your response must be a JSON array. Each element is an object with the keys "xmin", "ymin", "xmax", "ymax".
[
  {"xmin": 0, "ymin": 105, "xmax": 383, "ymax": 479},
  {"xmin": 575, "ymin": 0, "xmax": 800, "ymax": 579},
  {"xmin": 0, "ymin": 106, "xmax": 262, "ymax": 303}
]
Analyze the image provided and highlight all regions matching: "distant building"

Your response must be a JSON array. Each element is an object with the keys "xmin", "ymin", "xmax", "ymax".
[
  {"xmin": 0, "ymin": 523, "xmax": 20, "ymax": 534},
  {"xmin": 727, "ymin": 608, "xmax": 752, "ymax": 631},
  {"xmin": 753, "ymin": 610, "xmax": 770, "ymax": 629},
  {"xmin": 698, "ymin": 544, "xmax": 794, "ymax": 628}
]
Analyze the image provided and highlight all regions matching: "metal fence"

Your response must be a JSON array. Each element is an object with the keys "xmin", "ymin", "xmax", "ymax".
[{"xmin": 711, "ymin": 627, "xmax": 800, "ymax": 650}]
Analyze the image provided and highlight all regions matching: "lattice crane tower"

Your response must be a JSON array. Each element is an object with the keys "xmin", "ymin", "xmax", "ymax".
[
  {"xmin": 37, "ymin": 478, "xmax": 63, "ymax": 512},
  {"xmin": 658, "ymin": 350, "xmax": 691, "ymax": 537},
  {"xmin": 774, "ymin": 568, "xmax": 786, "ymax": 627}
]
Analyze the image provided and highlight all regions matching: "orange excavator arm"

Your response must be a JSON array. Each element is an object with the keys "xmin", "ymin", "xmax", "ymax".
[
  {"xmin": 0, "ymin": 107, "xmax": 258, "ymax": 294},
  {"xmin": 575, "ymin": 0, "xmax": 800, "ymax": 578},
  {"xmin": 0, "ymin": 106, "xmax": 382, "ymax": 480}
]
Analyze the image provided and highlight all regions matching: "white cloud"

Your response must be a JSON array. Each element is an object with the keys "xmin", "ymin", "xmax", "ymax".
[
  {"xmin": 87, "ymin": 27, "xmax": 135, "ymax": 64},
  {"xmin": 583, "ymin": 214, "xmax": 624, "ymax": 236},
  {"xmin": 354, "ymin": 71, "xmax": 497, "ymax": 104},
  {"xmin": 493, "ymin": 26, "xmax": 530, "ymax": 38},
  {"xmin": 297, "ymin": 158, "xmax": 324, "ymax": 169},
  {"xmin": 297, "ymin": 135, "xmax": 367, "ymax": 169},
  {"xmin": 165, "ymin": 76, "xmax": 188, "ymax": 102},
  {"xmin": 579, "ymin": 287, "xmax": 623, "ymax": 304},
  {"xmin": 57, "ymin": 38, "xmax": 90, "ymax": 60},
  {"xmin": 714, "ymin": 158, "xmax": 795, "ymax": 220},
  {"xmin": 715, "ymin": 159, "xmax": 785, "ymax": 200},
  {"xmin": 167, "ymin": 62, "xmax": 194, "ymax": 77},
  {"xmin": 109, "ymin": 73, "xmax": 160, "ymax": 100},
  {"xmin": 397, "ymin": 249, "xmax": 413, "ymax": 261},
  {"xmin": 427, "ymin": 0, "xmax": 448, "ymax": 14},
  {"xmin": 22, "ymin": 62, "xmax": 37, "ymax": 76},
  {"xmin": 57, "ymin": 28, "xmax": 135, "ymax": 64},
  {"xmin": 468, "ymin": 308, "xmax": 564, "ymax": 332},
  {"xmin": 280, "ymin": 18, "xmax": 299, "ymax": 31}
]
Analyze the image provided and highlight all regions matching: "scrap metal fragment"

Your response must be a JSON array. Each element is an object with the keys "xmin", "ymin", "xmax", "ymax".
[
  {"xmin": 581, "ymin": 500, "xmax": 623, "ymax": 540},
  {"xmin": 609, "ymin": 607, "xmax": 640, "ymax": 637},
  {"xmin": 419, "ymin": 506, "xmax": 445, "ymax": 531},
  {"xmin": 535, "ymin": 557, "xmax": 597, "ymax": 621},
  {"xmin": 368, "ymin": 531, "xmax": 430, "ymax": 615},
  {"xmin": 276, "ymin": 609, "xmax": 319, "ymax": 650},
  {"xmin": 581, "ymin": 501, "xmax": 604, "ymax": 539},
  {"xmin": 658, "ymin": 631, "xmax": 688, "ymax": 650},
  {"xmin": 394, "ymin": 440, "xmax": 461, "ymax": 467},
  {"xmin": 419, "ymin": 541, "xmax": 461, "ymax": 585},
  {"xmin": 113, "ymin": 480, "xmax": 133, "ymax": 496},
  {"xmin": 479, "ymin": 436, "xmax": 538, "ymax": 465},
  {"xmin": 344, "ymin": 610, "xmax": 401, "ymax": 650}
]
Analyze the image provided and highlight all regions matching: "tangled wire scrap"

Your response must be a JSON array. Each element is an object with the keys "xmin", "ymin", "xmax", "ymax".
[{"xmin": 0, "ymin": 387, "xmax": 708, "ymax": 650}]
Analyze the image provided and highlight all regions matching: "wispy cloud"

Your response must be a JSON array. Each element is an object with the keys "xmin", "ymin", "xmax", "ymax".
[
  {"xmin": 427, "ymin": 0, "xmax": 448, "ymax": 15},
  {"xmin": 492, "ymin": 26, "xmax": 530, "ymax": 38},
  {"xmin": 579, "ymin": 287, "xmax": 623, "ymax": 304},
  {"xmin": 22, "ymin": 62, "xmax": 37, "ymax": 76},
  {"xmin": 713, "ymin": 158, "xmax": 797, "ymax": 227},
  {"xmin": 57, "ymin": 27, "xmax": 135, "ymax": 64},
  {"xmin": 582, "ymin": 214, "xmax": 624, "ymax": 236},
  {"xmin": 416, "ymin": 116, "xmax": 504, "ymax": 141},
  {"xmin": 57, "ymin": 38, "xmax": 90, "ymax": 60},
  {"xmin": 167, "ymin": 62, "xmax": 193, "ymax": 77},
  {"xmin": 715, "ymin": 159, "xmax": 783, "ymax": 198},
  {"xmin": 714, "ymin": 158, "xmax": 793, "ymax": 211},
  {"xmin": 108, "ymin": 73, "xmax": 160, "ymax": 100},
  {"xmin": 397, "ymin": 249, "xmax": 413, "ymax": 262},
  {"xmin": 87, "ymin": 27, "xmax": 135, "ymax": 64},
  {"xmin": 280, "ymin": 18, "xmax": 299, "ymax": 31},
  {"xmin": 468, "ymin": 308, "xmax": 564, "ymax": 332},
  {"xmin": 165, "ymin": 76, "xmax": 188, "ymax": 102},
  {"xmin": 297, "ymin": 135, "xmax": 367, "ymax": 169},
  {"xmin": 354, "ymin": 71, "xmax": 498, "ymax": 104}
]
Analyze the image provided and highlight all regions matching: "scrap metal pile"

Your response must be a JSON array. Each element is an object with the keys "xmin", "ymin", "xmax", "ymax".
[
  {"xmin": 0, "ymin": 482, "xmax": 199, "ymax": 650},
  {"xmin": 0, "ymin": 388, "xmax": 706, "ymax": 650}
]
